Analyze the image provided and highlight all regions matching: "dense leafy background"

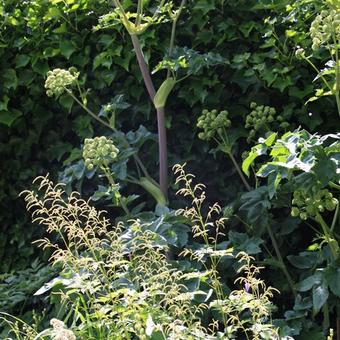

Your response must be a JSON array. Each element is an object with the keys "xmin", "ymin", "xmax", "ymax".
[{"xmin": 0, "ymin": 0, "xmax": 339, "ymax": 337}]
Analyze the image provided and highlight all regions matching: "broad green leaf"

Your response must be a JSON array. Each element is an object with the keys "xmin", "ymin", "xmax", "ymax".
[
  {"xmin": 14, "ymin": 54, "xmax": 30, "ymax": 68},
  {"xmin": 0, "ymin": 109, "xmax": 22, "ymax": 127},
  {"xmin": 264, "ymin": 132, "xmax": 277, "ymax": 146},
  {"xmin": 325, "ymin": 266, "xmax": 340, "ymax": 296},
  {"xmin": 93, "ymin": 52, "xmax": 112, "ymax": 70},
  {"xmin": 59, "ymin": 94, "xmax": 74, "ymax": 113},
  {"xmin": 242, "ymin": 144, "xmax": 268, "ymax": 177},
  {"xmin": 2, "ymin": 69, "xmax": 18, "ymax": 90},
  {"xmin": 194, "ymin": 0, "xmax": 215, "ymax": 14},
  {"xmin": 296, "ymin": 273, "xmax": 322, "ymax": 292},
  {"xmin": 312, "ymin": 283, "xmax": 328, "ymax": 315},
  {"xmin": 287, "ymin": 252, "xmax": 318, "ymax": 269},
  {"xmin": 53, "ymin": 22, "xmax": 68, "ymax": 33},
  {"xmin": 0, "ymin": 95, "xmax": 9, "ymax": 111},
  {"xmin": 60, "ymin": 40, "xmax": 76, "ymax": 59}
]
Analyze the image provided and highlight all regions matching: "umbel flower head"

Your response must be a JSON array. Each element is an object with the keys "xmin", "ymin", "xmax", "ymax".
[
  {"xmin": 197, "ymin": 109, "xmax": 231, "ymax": 141},
  {"xmin": 245, "ymin": 102, "xmax": 289, "ymax": 143},
  {"xmin": 310, "ymin": 9, "xmax": 340, "ymax": 50},
  {"xmin": 291, "ymin": 188, "xmax": 338, "ymax": 220},
  {"xmin": 83, "ymin": 136, "xmax": 119, "ymax": 170},
  {"xmin": 50, "ymin": 318, "xmax": 76, "ymax": 340},
  {"xmin": 45, "ymin": 68, "xmax": 79, "ymax": 97}
]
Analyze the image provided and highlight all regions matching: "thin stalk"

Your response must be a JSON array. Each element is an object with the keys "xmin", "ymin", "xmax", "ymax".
[
  {"xmin": 332, "ymin": 34, "xmax": 340, "ymax": 117},
  {"xmin": 303, "ymin": 56, "xmax": 333, "ymax": 92},
  {"xmin": 215, "ymin": 132, "xmax": 252, "ymax": 191},
  {"xmin": 130, "ymin": 33, "xmax": 168, "ymax": 196},
  {"xmin": 329, "ymin": 181, "xmax": 340, "ymax": 190},
  {"xmin": 157, "ymin": 106, "xmax": 168, "ymax": 195},
  {"xmin": 66, "ymin": 88, "xmax": 152, "ymax": 180},
  {"xmin": 331, "ymin": 202, "xmax": 339, "ymax": 232},
  {"xmin": 130, "ymin": 34, "xmax": 156, "ymax": 99},
  {"xmin": 66, "ymin": 89, "xmax": 112, "ymax": 129},
  {"xmin": 136, "ymin": 0, "xmax": 143, "ymax": 27},
  {"xmin": 265, "ymin": 223, "xmax": 296, "ymax": 296},
  {"xmin": 227, "ymin": 152, "xmax": 252, "ymax": 191},
  {"xmin": 102, "ymin": 165, "xmax": 130, "ymax": 216},
  {"xmin": 113, "ymin": 0, "xmax": 132, "ymax": 31},
  {"xmin": 167, "ymin": 0, "xmax": 186, "ymax": 78},
  {"xmin": 315, "ymin": 212, "xmax": 338, "ymax": 260},
  {"xmin": 322, "ymin": 303, "xmax": 330, "ymax": 333},
  {"xmin": 337, "ymin": 315, "xmax": 340, "ymax": 340}
]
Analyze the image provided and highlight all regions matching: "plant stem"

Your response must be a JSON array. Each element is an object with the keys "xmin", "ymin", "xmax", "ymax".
[
  {"xmin": 329, "ymin": 181, "xmax": 340, "ymax": 191},
  {"xmin": 332, "ymin": 34, "xmax": 340, "ymax": 117},
  {"xmin": 303, "ymin": 56, "xmax": 333, "ymax": 92},
  {"xmin": 227, "ymin": 152, "xmax": 252, "ymax": 191},
  {"xmin": 315, "ymin": 212, "xmax": 338, "ymax": 260},
  {"xmin": 130, "ymin": 33, "xmax": 168, "ymax": 196},
  {"xmin": 157, "ymin": 106, "xmax": 168, "ymax": 195},
  {"xmin": 331, "ymin": 202, "xmax": 339, "ymax": 232},
  {"xmin": 130, "ymin": 34, "xmax": 156, "ymax": 99},
  {"xmin": 66, "ymin": 89, "xmax": 152, "ymax": 180},
  {"xmin": 67, "ymin": 89, "xmax": 112, "ymax": 129},
  {"xmin": 265, "ymin": 222, "xmax": 296, "ymax": 296},
  {"xmin": 102, "ymin": 165, "xmax": 130, "ymax": 216},
  {"xmin": 322, "ymin": 303, "xmax": 330, "ymax": 333},
  {"xmin": 167, "ymin": 0, "xmax": 186, "ymax": 78}
]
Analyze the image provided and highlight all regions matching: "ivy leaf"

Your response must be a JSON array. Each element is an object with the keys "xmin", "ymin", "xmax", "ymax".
[
  {"xmin": 14, "ymin": 54, "xmax": 30, "ymax": 68},
  {"xmin": 93, "ymin": 52, "xmax": 112, "ymax": 70},
  {"xmin": 0, "ymin": 109, "xmax": 22, "ymax": 127},
  {"xmin": 2, "ymin": 69, "xmax": 18, "ymax": 90},
  {"xmin": 194, "ymin": 0, "xmax": 215, "ymax": 15},
  {"xmin": 0, "ymin": 95, "xmax": 9, "ymax": 111},
  {"xmin": 60, "ymin": 40, "xmax": 76, "ymax": 59}
]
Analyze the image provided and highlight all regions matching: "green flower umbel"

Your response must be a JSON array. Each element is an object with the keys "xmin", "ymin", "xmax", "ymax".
[
  {"xmin": 45, "ymin": 68, "xmax": 79, "ymax": 97},
  {"xmin": 245, "ymin": 102, "xmax": 289, "ymax": 143},
  {"xmin": 83, "ymin": 136, "xmax": 119, "ymax": 170},
  {"xmin": 291, "ymin": 188, "xmax": 338, "ymax": 220},
  {"xmin": 197, "ymin": 109, "xmax": 231, "ymax": 141}
]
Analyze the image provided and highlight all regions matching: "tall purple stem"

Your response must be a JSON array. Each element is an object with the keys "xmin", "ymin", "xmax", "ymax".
[{"xmin": 130, "ymin": 34, "xmax": 168, "ymax": 196}]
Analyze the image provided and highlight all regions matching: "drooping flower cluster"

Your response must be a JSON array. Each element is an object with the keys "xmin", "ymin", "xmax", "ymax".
[
  {"xmin": 310, "ymin": 9, "xmax": 340, "ymax": 50},
  {"xmin": 45, "ymin": 68, "xmax": 79, "ymax": 97},
  {"xmin": 83, "ymin": 136, "xmax": 119, "ymax": 170},
  {"xmin": 197, "ymin": 109, "xmax": 231, "ymax": 141},
  {"xmin": 245, "ymin": 102, "xmax": 289, "ymax": 142},
  {"xmin": 291, "ymin": 188, "xmax": 338, "ymax": 220}
]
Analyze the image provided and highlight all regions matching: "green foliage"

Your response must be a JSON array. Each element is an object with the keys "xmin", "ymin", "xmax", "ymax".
[
  {"xmin": 0, "ymin": 0, "xmax": 339, "ymax": 337},
  {"xmin": 242, "ymin": 129, "xmax": 339, "ymax": 331},
  {"xmin": 0, "ymin": 260, "xmax": 55, "ymax": 314},
  {"xmin": 7, "ymin": 173, "xmax": 279, "ymax": 339}
]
